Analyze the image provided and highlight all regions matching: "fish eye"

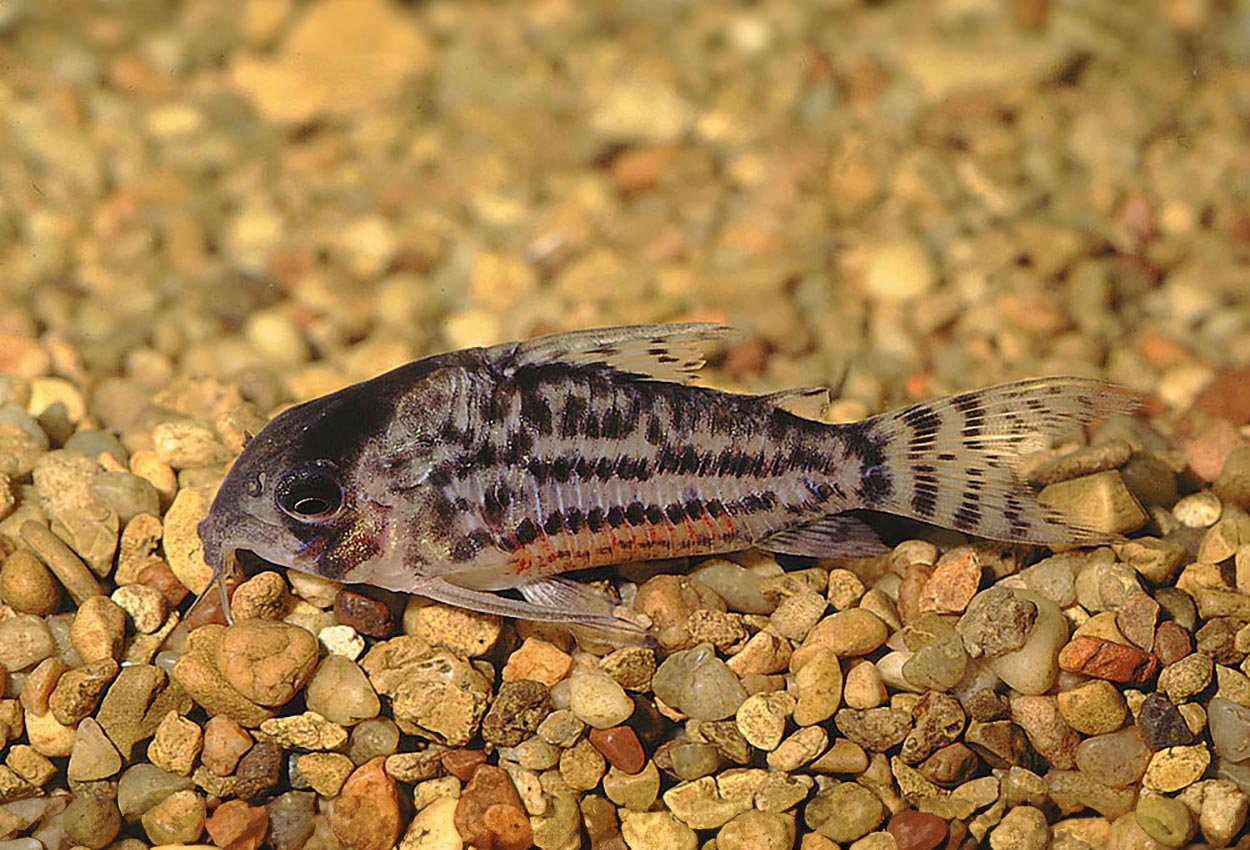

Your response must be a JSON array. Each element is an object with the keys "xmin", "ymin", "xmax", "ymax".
[{"xmin": 275, "ymin": 462, "xmax": 344, "ymax": 522}]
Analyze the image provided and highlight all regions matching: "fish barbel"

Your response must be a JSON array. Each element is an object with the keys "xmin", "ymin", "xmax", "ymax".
[{"xmin": 197, "ymin": 323, "xmax": 1137, "ymax": 639}]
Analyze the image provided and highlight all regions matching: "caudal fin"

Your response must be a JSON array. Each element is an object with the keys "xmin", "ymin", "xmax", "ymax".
[{"xmin": 855, "ymin": 377, "xmax": 1140, "ymax": 546}]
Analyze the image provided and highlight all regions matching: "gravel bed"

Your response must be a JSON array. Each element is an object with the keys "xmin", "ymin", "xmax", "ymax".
[{"xmin": 1, "ymin": 0, "xmax": 1249, "ymax": 849}]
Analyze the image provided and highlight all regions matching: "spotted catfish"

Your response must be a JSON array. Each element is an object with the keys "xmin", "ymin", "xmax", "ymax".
[{"xmin": 197, "ymin": 323, "xmax": 1136, "ymax": 639}]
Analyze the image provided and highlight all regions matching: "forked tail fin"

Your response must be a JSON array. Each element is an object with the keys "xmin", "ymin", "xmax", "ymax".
[{"xmin": 852, "ymin": 377, "xmax": 1141, "ymax": 546}]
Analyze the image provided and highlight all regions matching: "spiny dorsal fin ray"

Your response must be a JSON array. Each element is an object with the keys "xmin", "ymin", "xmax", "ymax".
[
  {"xmin": 503, "ymin": 323, "xmax": 736, "ymax": 385},
  {"xmin": 863, "ymin": 377, "xmax": 1141, "ymax": 546}
]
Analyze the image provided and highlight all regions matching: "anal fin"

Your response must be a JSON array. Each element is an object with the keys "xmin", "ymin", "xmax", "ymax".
[{"xmin": 759, "ymin": 514, "xmax": 887, "ymax": 559}]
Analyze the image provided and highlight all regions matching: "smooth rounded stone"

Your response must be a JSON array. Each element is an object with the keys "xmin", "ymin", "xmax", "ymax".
[
  {"xmin": 68, "ymin": 717, "xmax": 123, "ymax": 781},
  {"xmin": 902, "ymin": 631, "xmax": 968, "ymax": 691},
  {"xmin": 735, "ymin": 691, "xmax": 794, "ymax": 751},
  {"xmin": 805, "ymin": 781, "xmax": 885, "ymax": 843},
  {"xmin": 1056, "ymin": 679, "xmax": 1127, "ymax": 736},
  {"xmin": 63, "ymin": 790, "xmax": 121, "ymax": 850},
  {"xmin": 348, "ymin": 718, "xmax": 400, "ymax": 765},
  {"xmin": 801, "ymin": 608, "xmax": 889, "ymax": 658},
  {"xmin": 215, "ymin": 620, "xmax": 319, "ymax": 707},
  {"xmin": 1216, "ymin": 446, "xmax": 1250, "ymax": 508},
  {"xmin": 886, "ymin": 809, "xmax": 949, "ymax": 850},
  {"xmin": 794, "ymin": 647, "xmax": 843, "ymax": 726},
  {"xmin": 569, "ymin": 669, "xmax": 634, "ymax": 729},
  {"xmin": 1018, "ymin": 556, "xmax": 1076, "ymax": 607},
  {"xmin": 267, "ymin": 791, "xmax": 317, "ymax": 850},
  {"xmin": 844, "ymin": 659, "xmax": 889, "ymax": 709},
  {"xmin": 1208, "ymin": 696, "xmax": 1250, "ymax": 761},
  {"xmin": 63, "ymin": 429, "xmax": 126, "ymax": 466},
  {"xmin": 1039, "ymin": 470, "xmax": 1148, "ymax": 534},
  {"xmin": 690, "ymin": 560, "xmax": 774, "ymax": 614},
  {"xmin": 875, "ymin": 652, "xmax": 924, "ymax": 694},
  {"xmin": 1076, "ymin": 728, "xmax": 1151, "ymax": 788},
  {"xmin": 986, "ymin": 590, "xmax": 1067, "ymax": 695},
  {"xmin": 767, "ymin": 725, "xmax": 828, "ymax": 772},
  {"xmin": 716, "ymin": 809, "xmax": 794, "ymax": 850},
  {"xmin": 668, "ymin": 742, "xmax": 722, "ymax": 781},
  {"xmin": 399, "ymin": 796, "xmax": 461, "ymax": 850},
  {"xmin": 620, "ymin": 811, "xmax": 697, "ymax": 850},
  {"xmin": 1173, "ymin": 490, "xmax": 1222, "ymax": 527},
  {"xmin": 140, "ymin": 788, "xmax": 206, "ymax": 845},
  {"xmin": 988, "ymin": 804, "xmax": 1049, "ymax": 850},
  {"xmin": 1135, "ymin": 793, "xmax": 1193, "ymax": 848},
  {"xmin": 769, "ymin": 591, "xmax": 827, "ymax": 641},
  {"xmin": 88, "ymin": 472, "xmax": 159, "ymax": 525},
  {"xmin": 0, "ymin": 551, "xmax": 60, "ymax": 616},
  {"xmin": 1144, "ymin": 745, "xmax": 1212, "ymax": 792},
  {"xmin": 604, "ymin": 759, "xmax": 661, "ymax": 811},
  {"xmin": 305, "ymin": 655, "xmax": 380, "ymax": 726},
  {"xmin": 0, "ymin": 614, "xmax": 56, "ymax": 670},
  {"xmin": 1157, "ymin": 652, "xmax": 1213, "ymax": 703},
  {"xmin": 652, "ymin": 644, "xmax": 747, "ymax": 721}
]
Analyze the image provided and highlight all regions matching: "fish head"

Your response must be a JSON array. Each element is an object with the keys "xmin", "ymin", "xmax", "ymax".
[{"xmin": 197, "ymin": 377, "xmax": 403, "ymax": 585}]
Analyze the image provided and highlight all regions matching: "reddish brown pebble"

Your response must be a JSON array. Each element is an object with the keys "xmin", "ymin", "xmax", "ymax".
[
  {"xmin": 202, "ymin": 715, "xmax": 254, "ymax": 776},
  {"xmin": 234, "ymin": 741, "xmax": 282, "ymax": 801},
  {"xmin": 334, "ymin": 589, "xmax": 394, "ymax": 638},
  {"xmin": 455, "ymin": 764, "xmax": 533, "ymax": 850},
  {"xmin": 442, "ymin": 748, "xmax": 488, "ymax": 782},
  {"xmin": 183, "ymin": 579, "xmax": 239, "ymax": 630},
  {"xmin": 1057, "ymin": 636, "xmax": 1159, "ymax": 684},
  {"xmin": 1189, "ymin": 366, "xmax": 1250, "ymax": 427},
  {"xmin": 205, "ymin": 800, "xmax": 268, "ymax": 850},
  {"xmin": 136, "ymin": 560, "xmax": 189, "ymax": 607},
  {"xmin": 1153, "ymin": 621, "xmax": 1194, "ymax": 667},
  {"xmin": 588, "ymin": 726, "xmax": 646, "ymax": 774},
  {"xmin": 329, "ymin": 757, "xmax": 401, "ymax": 850},
  {"xmin": 1115, "ymin": 591, "xmax": 1159, "ymax": 651},
  {"xmin": 887, "ymin": 810, "xmax": 949, "ymax": 850}
]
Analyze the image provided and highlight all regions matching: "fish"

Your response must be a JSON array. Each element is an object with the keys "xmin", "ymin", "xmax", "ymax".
[{"xmin": 196, "ymin": 323, "xmax": 1137, "ymax": 640}]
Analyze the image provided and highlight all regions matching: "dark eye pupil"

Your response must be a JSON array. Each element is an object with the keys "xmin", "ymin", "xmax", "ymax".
[{"xmin": 276, "ymin": 465, "xmax": 343, "ymax": 520}]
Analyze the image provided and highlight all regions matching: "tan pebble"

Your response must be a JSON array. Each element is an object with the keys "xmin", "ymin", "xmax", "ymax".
[
  {"xmin": 129, "ymin": 450, "xmax": 177, "ymax": 507},
  {"xmin": 794, "ymin": 647, "xmax": 844, "ymax": 726},
  {"xmin": 70, "ymin": 596, "xmax": 127, "ymax": 662},
  {"xmin": 51, "ymin": 505, "xmax": 119, "ymax": 577},
  {"xmin": 1038, "ymin": 470, "xmax": 1148, "ymax": 534},
  {"xmin": 796, "ymin": 608, "xmax": 889, "ymax": 664},
  {"xmin": 6, "ymin": 744, "xmax": 56, "ymax": 786},
  {"xmin": 111, "ymin": 582, "xmax": 167, "ymax": 633},
  {"xmin": 172, "ymin": 627, "xmax": 274, "ymax": 728},
  {"xmin": 621, "ymin": 810, "xmax": 698, "ymax": 850},
  {"xmin": 230, "ymin": 571, "xmax": 293, "ymax": 621},
  {"xmin": 727, "ymin": 629, "xmax": 792, "ymax": 677},
  {"xmin": 1056, "ymin": 679, "xmax": 1126, "ymax": 736},
  {"xmin": 287, "ymin": 569, "xmax": 342, "ymax": 608},
  {"xmin": 202, "ymin": 714, "xmax": 254, "ymax": 776},
  {"xmin": 411, "ymin": 775, "xmax": 461, "ymax": 810},
  {"xmin": 67, "ymin": 717, "xmax": 122, "ymax": 781},
  {"xmin": 767, "ymin": 725, "xmax": 829, "ymax": 772},
  {"xmin": 262, "ymin": 711, "xmax": 348, "ymax": 750},
  {"xmin": 826, "ymin": 569, "xmax": 867, "ymax": 610},
  {"xmin": 162, "ymin": 488, "xmax": 214, "ymax": 594},
  {"xmin": 663, "ymin": 775, "xmax": 753, "ymax": 830},
  {"xmin": 501, "ymin": 637, "xmax": 573, "ymax": 687},
  {"xmin": 19, "ymin": 657, "xmax": 67, "ymax": 716},
  {"xmin": 1143, "ymin": 744, "xmax": 1211, "ymax": 792},
  {"xmin": 1173, "ymin": 491, "xmax": 1222, "ymax": 528},
  {"xmin": 0, "ymin": 550, "xmax": 60, "ymax": 615},
  {"xmin": 769, "ymin": 591, "xmax": 827, "ymax": 641},
  {"xmin": 115, "ymin": 513, "xmax": 165, "ymax": 584},
  {"xmin": 559, "ymin": 737, "xmax": 607, "ymax": 792},
  {"xmin": 859, "ymin": 589, "xmax": 902, "ymax": 630},
  {"xmin": 598, "ymin": 645, "xmax": 657, "ymax": 692},
  {"xmin": 297, "ymin": 752, "xmax": 356, "ymax": 796},
  {"xmin": 918, "ymin": 547, "xmax": 982, "ymax": 614},
  {"xmin": 148, "ymin": 710, "xmax": 204, "ymax": 776},
  {"xmin": 604, "ymin": 760, "xmax": 661, "ymax": 812},
  {"xmin": 735, "ymin": 691, "xmax": 795, "ymax": 751},
  {"xmin": 215, "ymin": 619, "xmax": 319, "ymax": 706},
  {"xmin": 405, "ymin": 600, "xmax": 502, "ymax": 657},
  {"xmin": 152, "ymin": 420, "xmax": 231, "ymax": 468},
  {"xmin": 48, "ymin": 658, "xmax": 119, "ymax": 725},
  {"xmin": 0, "ymin": 614, "xmax": 56, "ymax": 671},
  {"xmin": 305, "ymin": 654, "xmax": 381, "ymax": 726},
  {"xmin": 20, "ymin": 520, "xmax": 103, "ymax": 604},
  {"xmin": 988, "ymin": 804, "xmax": 1049, "ymax": 850},
  {"xmin": 23, "ymin": 708, "xmax": 76, "ymax": 758},
  {"xmin": 140, "ymin": 788, "xmax": 206, "ymax": 845},
  {"xmin": 843, "ymin": 660, "xmax": 888, "ymax": 709}
]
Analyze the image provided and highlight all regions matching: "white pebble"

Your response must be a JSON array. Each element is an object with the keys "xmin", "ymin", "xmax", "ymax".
[
  {"xmin": 318, "ymin": 625, "xmax": 365, "ymax": 660},
  {"xmin": 1173, "ymin": 491, "xmax": 1223, "ymax": 528}
]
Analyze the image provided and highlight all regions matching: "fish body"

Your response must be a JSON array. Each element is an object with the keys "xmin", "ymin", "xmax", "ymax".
[{"xmin": 197, "ymin": 324, "xmax": 1135, "ymax": 636}]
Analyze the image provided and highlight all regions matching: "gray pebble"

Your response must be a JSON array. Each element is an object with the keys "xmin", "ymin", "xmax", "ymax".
[
  {"xmin": 88, "ymin": 472, "xmax": 158, "ymax": 525},
  {"xmin": 64, "ymin": 430, "xmax": 128, "ymax": 466}
]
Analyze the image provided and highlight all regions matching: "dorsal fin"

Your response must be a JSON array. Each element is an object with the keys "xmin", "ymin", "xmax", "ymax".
[
  {"xmin": 501, "ymin": 323, "xmax": 736, "ymax": 385},
  {"xmin": 760, "ymin": 387, "xmax": 831, "ymax": 421}
]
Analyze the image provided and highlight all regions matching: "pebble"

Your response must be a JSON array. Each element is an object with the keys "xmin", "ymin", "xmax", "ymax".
[
  {"xmin": 1187, "ymin": 779, "xmax": 1248, "ymax": 847},
  {"xmin": 1075, "ymin": 727, "xmax": 1151, "ymax": 788},
  {"xmin": 727, "ymin": 629, "xmax": 792, "ymax": 677},
  {"xmin": 453, "ymin": 764, "xmax": 532, "ymax": 850},
  {"xmin": 735, "ymin": 691, "xmax": 794, "ymax": 751},
  {"xmin": 71, "ymin": 595, "xmax": 127, "ymax": 662},
  {"xmin": 956, "ymin": 586, "xmax": 1037, "ymax": 659},
  {"xmin": 559, "ymin": 737, "xmax": 607, "ymax": 792},
  {"xmin": 0, "ymin": 551, "xmax": 60, "ymax": 615},
  {"xmin": 67, "ymin": 717, "xmax": 122, "ymax": 781},
  {"xmin": 202, "ymin": 715, "xmax": 254, "ymax": 776},
  {"xmin": 1115, "ymin": 590, "xmax": 1159, "ymax": 651},
  {"xmin": 327, "ymin": 757, "xmax": 402, "ymax": 850},
  {"xmin": 1056, "ymin": 679, "xmax": 1127, "ymax": 736},
  {"xmin": 805, "ymin": 780, "xmax": 886, "ymax": 843},
  {"xmin": 769, "ymin": 590, "xmax": 827, "ymax": 641},
  {"xmin": 304, "ymin": 654, "xmax": 380, "ymax": 726},
  {"xmin": 604, "ymin": 759, "xmax": 661, "ymax": 811},
  {"xmin": 1158, "ymin": 652, "xmax": 1213, "ymax": 702},
  {"xmin": 1209, "ymin": 696, "xmax": 1250, "ymax": 761},
  {"xmin": 902, "ymin": 692, "xmax": 967, "ymax": 767},
  {"xmin": 111, "ymin": 582, "xmax": 167, "ymax": 634},
  {"xmin": 767, "ymin": 725, "xmax": 828, "ymax": 772},
  {"xmin": 481, "ymin": 679, "xmax": 551, "ymax": 747},
  {"xmin": 799, "ymin": 608, "xmax": 889, "ymax": 661},
  {"xmin": 1038, "ymin": 470, "xmax": 1148, "ymax": 534},
  {"xmin": 901, "ymin": 631, "xmax": 967, "ymax": 691},
  {"xmin": 918, "ymin": 548, "xmax": 982, "ymax": 614},
  {"xmin": 62, "ymin": 789, "xmax": 122, "ymax": 849},
  {"xmin": 717, "ymin": 810, "xmax": 795, "ymax": 850},
  {"xmin": 0, "ymin": 615, "xmax": 55, "ymax": 671},
  {"xmin": 21, "ymin": 520, "xmax": 103, "ymax": 604},
  {"xmin": 620, "ymin": 811, "xmax": 697, "ymax": 850},
  {"xmin": 569, "ymin": 668, "xmax": 634, "ymax": 729},
  {"xmin": 588, "ymin": 726, "xmax": 646, "ymax": 775},
  {"xmin": 988, "ymin": 805, "xmax": 1049, "ymax": 850},
  {"xmin": 598, "ymin": 646, "xmax": 657, "ymax": 692},
  {"xmin": 205, "ymin": 800, "xmax": 268, "ymax": 850},
  {"xmin": 1173, "ymin": 490, "xmax": 1223, "ymax": 527},
  {"xmin": 147, "ymin": 711, "xmax": 203, "ymax": 776},
  {"xmin": 1135, "ymin": 793, "xmax": 1194, "ymax": 847},
  {"xmin": 668, "ymin": 741, "xmax": 722, "ymax": 780},
  {"xmin": 1143, "ymin": 744, "xmax": 1211, "ymax": 792},
  {"xmin": 88, "ymin": 471, "xmax": 159, "ymax": 525},
  {"xmin": 261, "ymin": 711, "xmax": 348, "ymax": 750},
  {"xmin": 501, "ymin": 637, "xmax": 573, "ymax": 687},
  {"xmin": 405, "ymin": 601, "xmax": 501, "ymax": 657},
  {"xmin": 1216, "ymin": 446, "xmax": 1250, "ymax": 508},
  {"xmin": 886, "ymin": 810, "xmax": 948, "ymax": 850},
  {"xmin": 794, "ymin": 646, "xmax": 844, "ymax": 725},
  {"xmin": 689, "ymin": 560, "xmax": 774, "ymax": 615},
  {"xmin": 1047, "ymin": 770, "xmax": 1137, "ymax": 819},
  {"xmin": 140, "ymin": 788, "xmax": 206, "ymax": 845},
  {"xmin": 161, "ymin": 488, "xmax": 213, "ymax": 594},
  {"xmin": 1058, "ymin": 635, "xmax": 1159, "ymax": 684},
  {"xmin": 662, "ymin": 776, "xmax": 752, "ymax": 830},
  {"xmin": 985, "ymin": 590, "xmax": 1067, "ymax": 695},
  {"xmin": 215, "ymin": 619, "xmax": 319, "ymax": 707},
  {"xmin": 844, "ymin": 660, "xmax": 889, "ymax": 709},
  {"xmin": 1010, "ymin": 694, "xmax": 1080, "ymax": 770},
  {"xmin": 651, "ymin": 643, "xmax": 747, "ymax": 721},
  {"xmin": 835, "ymin": 707, "xmax": 913, "ymax": 752},
  {"xmin": 1154, "ymin": 621, "xmax": 1194, "ymax": 666}
]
